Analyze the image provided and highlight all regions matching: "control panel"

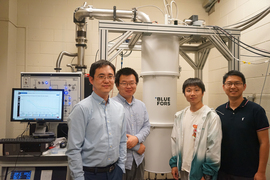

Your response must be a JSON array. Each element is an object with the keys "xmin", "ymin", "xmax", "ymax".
[{"xmin": 21, "ymin": 72, "xmax": 84, "ymax": 121}]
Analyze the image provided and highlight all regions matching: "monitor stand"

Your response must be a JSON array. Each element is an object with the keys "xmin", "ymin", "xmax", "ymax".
[{"xmin": 32, "ymin": 122, "xmax": 55, "ymax": 138}]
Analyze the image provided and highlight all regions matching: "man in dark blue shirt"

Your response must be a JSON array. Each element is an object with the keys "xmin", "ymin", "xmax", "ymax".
[{"xmin": 216, "ymin": 70, "xmax": 269, "ymax": 180}]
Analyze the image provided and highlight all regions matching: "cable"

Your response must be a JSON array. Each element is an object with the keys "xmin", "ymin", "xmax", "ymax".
[
  {"xmin": 4, "ymin": 167, "xmax": 8, "ymax": 180},
  {"xmin": 223, "ymin": 6, "xmax": 267, "ymax": 28},
  {"xmin": 1, "ymin": 150, "xmax": 21, "ymax": 180},
  {"xmin": 70, "ymin": 56, "xmax": 76, "ymax": 64},
  {"xmin": 60, "ymin": 126, "xmax": 68, "ymax": 137},
  {"xmin": 259, "ymin": 60, "xmax": 270, "ymax": 105},
  {"xmin": 163, "ymin": 0, "xmax": 170, "ymax": 15},
  {"xmin": 170, "ymin": 0, "xmax": 178, "ymax": 20},
  {"xmin": 216, "ymin": 26, "xmax": 270, "ymax": 55},
  {"xmin": 109, "ymin": 33, "xmax": 126, "ymax": 43},
  {"xmin": 120, "ymin": 52, "xmax": 124, "ymax": 69},
  {"xmin": 122, "ymin": 50, "xmax": 133, "ymax": 57},
  {"xmin": 17, "ymin": 122, "xmax": 30, "ymax": 138},
  {"xmin": 208, "ymin": 26, "xmax": 270, "ymax": 60},
  {"xmin": 95, "ymin": 49, "xmax": 99, "ymax": 62},
  {"xmin": 219, "ymin": 29, "xmax": 270, "ymax": 58},
  {"xmin": 241, "ymin": 54, "xmax": 265, "ymax": 58},
  {"xmin": 110, "ymin": 56, "xmax": 118, "ymax": 98},
  {"xmin": 238, "ymin": 7, "xmax": 270, "ymax": 31},
  {"xmin": 207, "ymin": 26, "xmax": 270, "ymax": 65},
  {"xmin": 223, "ymin": 6, "xmax": 270, "ymax": 30},
  {"xmin": 207, "ymin": 0, "xmax": 218, "ymax": 12}
]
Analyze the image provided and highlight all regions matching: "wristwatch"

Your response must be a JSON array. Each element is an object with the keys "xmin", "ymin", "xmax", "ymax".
[{"xmin": 203, "ymin": 174, "xmax": 212, "ymax": 180}]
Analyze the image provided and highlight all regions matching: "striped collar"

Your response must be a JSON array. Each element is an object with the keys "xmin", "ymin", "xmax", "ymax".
[{"xmin": 226, "ymin": 97, "xmax": 248, "ymax": 109}]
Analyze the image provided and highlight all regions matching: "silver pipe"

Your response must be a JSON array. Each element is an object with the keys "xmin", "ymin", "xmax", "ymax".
[
  {"xmin": 66, "ymin": 64, "xmax": 75, "ymax": 72},
  {"xmin": 77, "ymin": 46, "xmax": 85, "ymax": 68},
  {"xmin": 69, "ymin": 3, "xmax": 151, "ymax": 72},
  {"xmin": 75, "ymin": 8, "xmax": 132, "ymax": 21},
  {"xmin": 136, "ymin": 11, "xmax": 151, "ymax": 22},
  {"xmin": 74, "ymin": 5, "xmax": 151, "ymax": 22},
  {"xmin": 55, "ymin": 51, "xmax": 78, "ymax": 72}
]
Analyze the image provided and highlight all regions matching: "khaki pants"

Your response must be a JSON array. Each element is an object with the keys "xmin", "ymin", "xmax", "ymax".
[{"xmin": 122, "ymin": 159, "xmax": 145, "ymax": 180}]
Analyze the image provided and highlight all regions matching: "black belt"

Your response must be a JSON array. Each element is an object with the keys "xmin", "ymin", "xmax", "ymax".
[{"xmin": 83, "ymin": 163, "xmax": 116, "ymax": 173}]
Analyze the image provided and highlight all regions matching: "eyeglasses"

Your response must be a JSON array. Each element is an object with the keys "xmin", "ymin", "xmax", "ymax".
[
  {"xmin": 224, "ymin": 82, "xmax": 243, "ymax": 87},
  {"xmin": 96, "ymin": 75, "xmax": 115, "ymax": 81},
  {"xmin": 119, "ymin": 82, "xmax": 137, "ymax": 87}
]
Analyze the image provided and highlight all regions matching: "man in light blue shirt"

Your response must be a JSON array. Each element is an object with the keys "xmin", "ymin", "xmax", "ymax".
[
  {"xmin": 113, "ymin": 67, "xmax": 150, "ymax": 180},
  {"xmin": 66, "ymin": 60, "xmax": 127, "ymax": 180}
]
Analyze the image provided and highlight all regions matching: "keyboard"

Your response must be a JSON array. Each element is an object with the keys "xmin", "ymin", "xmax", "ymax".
[{"xmin": 0, "ymin": 137, "xmax": 55, "ymax": 144}]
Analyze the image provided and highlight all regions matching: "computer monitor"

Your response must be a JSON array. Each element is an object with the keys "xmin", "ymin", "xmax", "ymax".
[{"xmin": 11, "ymin": 88, "xmax": 64, "ymax": 136}]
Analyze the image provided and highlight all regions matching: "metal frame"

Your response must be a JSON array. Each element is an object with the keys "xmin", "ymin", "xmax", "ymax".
[{"xmin": 98, "ymin": 21, "xmax": 241, "ymax": 78}]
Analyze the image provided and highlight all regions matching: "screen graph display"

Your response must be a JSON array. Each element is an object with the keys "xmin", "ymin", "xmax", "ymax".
[{"xmin": 11, "ymin": 88, "xmax": 64, "ymax": 122}]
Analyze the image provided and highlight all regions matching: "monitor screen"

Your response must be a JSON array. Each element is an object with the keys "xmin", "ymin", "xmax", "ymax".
[{"xmin": 11, "ymin": 88, "xmax": 64, "ymax": 122}]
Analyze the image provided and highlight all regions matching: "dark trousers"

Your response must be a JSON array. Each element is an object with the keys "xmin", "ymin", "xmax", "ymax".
[
  {"xmin": 218, "ymin": 171, "xmax": 254, "ymax": 180},
  {"xmin": 122, "ymin": 159, "xmax": 145, "ymax": 180},
  {"xmin": 84, "ymin": 164, "xmax": 123, "ymax": 180}
]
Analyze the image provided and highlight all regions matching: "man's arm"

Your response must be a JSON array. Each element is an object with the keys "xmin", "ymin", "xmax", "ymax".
[
  {"xmin": 170, "ymin": 114, "xmax": 180, "ymax": 179},
  {"xmin": 126, "ymin": 104, "xmax": 150, "ymax": 151},
  {"xmin": 135, "ymin": 105, "xmax": 151, "ymax": 144},
  {"xmin": 254, "ymin": 129, "xmax": 269, "ymax": 180},
  {"xmin": 202, "ymin": 114, "xmax": 222, "ymax": 179},
  {"xmin": 117, "ymin": 112, "xmax": 127, "ymax": 173},
  {"xmin": 137, "ymin": 143, "xmax": 145, "ymax": 155},
  {"xmin": 171, "ymin": 167, "xmax": 179, "ymax": 180},
  {"xmin": 126, "ymin": 134, "xmax": 139, "ymax": 149},
  {"xmin": 66, "ymin": 104, "xmax": 86, "ymax": 180}
]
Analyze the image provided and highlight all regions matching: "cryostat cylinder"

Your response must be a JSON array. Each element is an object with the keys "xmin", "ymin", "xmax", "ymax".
[
  {"xmin": 143, "ymin": 76, "xmax": 177, "ymax": 124},
  {"xmin": 141, "ymin": 34, "xmax": 179, "ymax": 125},
  {"xmin": 141, "ymin": 34, "xmax": 179, "ymax": 173},
  {"xmin": 141, "ymin": 34, "xmax": 179, "ymax": 75}
]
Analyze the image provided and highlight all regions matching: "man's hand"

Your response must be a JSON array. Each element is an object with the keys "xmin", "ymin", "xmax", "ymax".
[
  {"xmin": 137, "ymin": 143, "xmax": 145, "ymax": 155},
  {"xmin": 254, "ymin": 172, "xmax": 266, "ymax": 180},
  {"xmin": 126, "ymin": 134, "xmax": 139, "ymax": 149},
  {"xmin": 171, "ymin": 167, "xmax": 179, "ymax": 180}
]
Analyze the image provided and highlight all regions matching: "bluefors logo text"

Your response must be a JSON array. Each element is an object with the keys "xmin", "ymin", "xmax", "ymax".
[{"xmin": 156, "ymin": 97, "xmax": 170, "ymax": 106}]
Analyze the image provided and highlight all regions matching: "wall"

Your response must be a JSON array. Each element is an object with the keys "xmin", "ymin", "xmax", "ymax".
[
  {"xmin": 0, "ymin": 0, "xmax": 9, "ymax": 156},
  {"xmin": 0, "ymin": 0, "xmax": 269, "ymax": 178},
  {"xmin": 0, "ymin": 0, "xmax": 17, "ymax": 156},
  {"xmin": 207, "ymin": 0, "xmax": 270, "ymax": 114},
  {"xmin": 206, "ymin": 0, "xmax": 270, "ymax": 178}
]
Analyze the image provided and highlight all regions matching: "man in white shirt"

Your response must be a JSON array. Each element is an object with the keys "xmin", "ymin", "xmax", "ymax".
[{"xmin": 170, "ymin": 78, "xmax": 222, "ymax": 180}]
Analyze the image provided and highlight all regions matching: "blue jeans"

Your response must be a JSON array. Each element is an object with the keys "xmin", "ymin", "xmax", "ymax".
[{"xmin": 84, "ymin": 165, "xmax": 123, "ymax": 180}]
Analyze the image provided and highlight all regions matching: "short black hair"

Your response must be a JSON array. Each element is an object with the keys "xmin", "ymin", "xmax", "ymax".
[
  {"xmin": 89, "ymin": 60, "xmax": 115, "ymax": 78},
  {"xmin": 223, "ymin": 70, "xmax": 246, "ymax": 84},
  {"xmin": 115, "ymin": 67, "xmax": 139, "ymax": 86},
  {"xmin": 182, "ymin": 78, "xmax": 205, "ymax": 94}
]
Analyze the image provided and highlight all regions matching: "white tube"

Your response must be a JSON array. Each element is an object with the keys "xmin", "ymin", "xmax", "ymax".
[{"xmin": 141, "ymin": 34, "xmax": 179, "ymax": 173}]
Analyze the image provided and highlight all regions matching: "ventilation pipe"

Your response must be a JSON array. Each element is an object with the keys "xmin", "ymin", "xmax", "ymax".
[{"xmin": 54, "ymin": 2, "xmax": 150, "ymax": 72}]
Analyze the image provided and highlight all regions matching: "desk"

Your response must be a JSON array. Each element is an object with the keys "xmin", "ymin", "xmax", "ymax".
[{"xmin": 0, "ymin": 156, "xmax": 70, "ymax": 180}]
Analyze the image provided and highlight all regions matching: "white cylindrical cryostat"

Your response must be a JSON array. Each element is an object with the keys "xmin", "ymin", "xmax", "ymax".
[{"xmin": 141, "ymin": 34, "xmax": 179, "ymax": 173}]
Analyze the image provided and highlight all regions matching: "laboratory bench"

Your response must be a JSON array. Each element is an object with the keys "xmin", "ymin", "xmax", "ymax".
[{"xmin": 0, "ymin": 155, "xmax": 70, "ymax": 180}]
